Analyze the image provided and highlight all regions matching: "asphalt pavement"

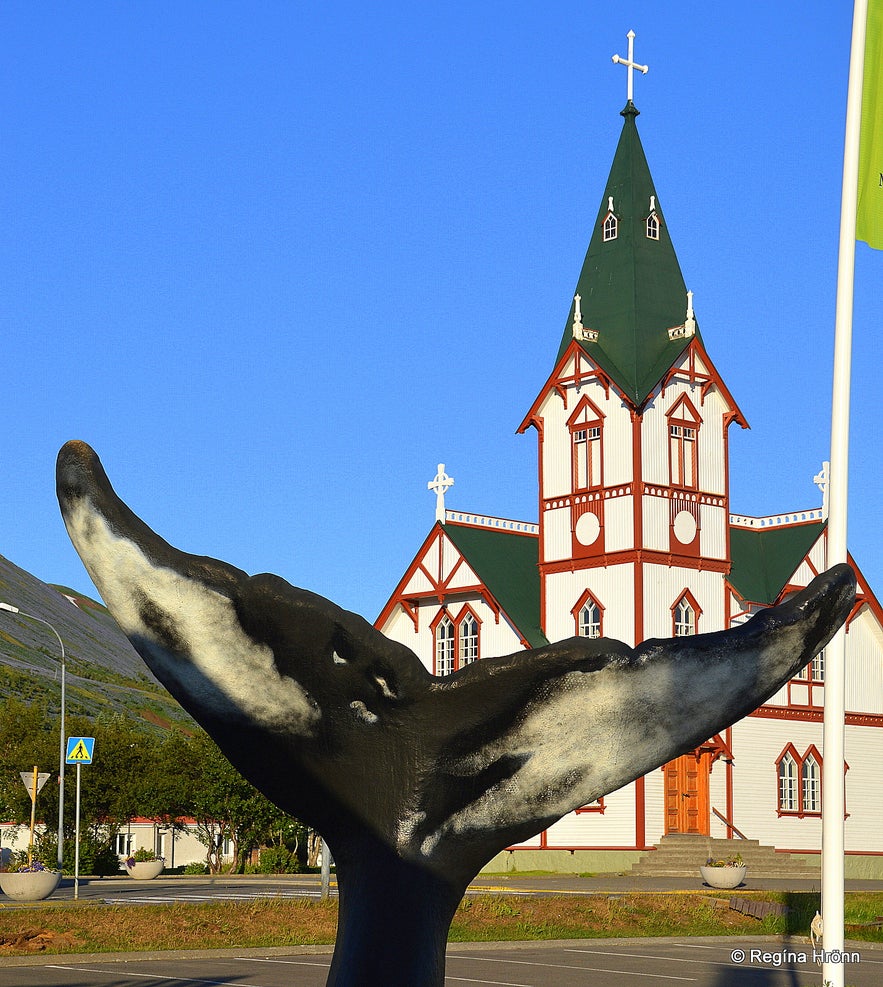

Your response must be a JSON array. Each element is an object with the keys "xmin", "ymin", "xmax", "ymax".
[{"xmin": 2, "ymin": 871, "xmax": 882, "ymax": 985}]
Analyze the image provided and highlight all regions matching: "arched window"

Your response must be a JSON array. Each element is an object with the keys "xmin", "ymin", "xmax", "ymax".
[
  {"xmin": 568, "ymin": 397, "xmax": 605, "ymax": 493},
  {"xmin": 646, "ymin": 212, "xmax": 659, "ymax": 240},
  {"xmin": 603, "ymin": 210, "xmax": 618, "ymax": 242},
  {"xmin": 777, "ymin": 745, "xmax": 834, "ymax": 817},
  {"xmin": 434, "ymin": 615, "xmax": 454, "ymax": 676},
  {"xmin": 459, "ymin": 612, "xmax": 479, "ymax": 666},
  {"xmin": 667, "ymin": 396, "xmax": 702, "ymax": 491},
  {"xmin": 673, "ymin": 595, "xmax": 697, "ymax": 636},
  {"xmin": 802, "ymin": 753, "xmax": 821, "ymax": 814},
  {"xmin": 572, "ymin": 590, "xmax": 604, "ymax": 639},
  {"xmin": 778, "ymin": 751, "xmax": 799, "ymax": 813},
  {"xmin": 578, "ymin": 600, "xmax": 601, "ymax": 638}
]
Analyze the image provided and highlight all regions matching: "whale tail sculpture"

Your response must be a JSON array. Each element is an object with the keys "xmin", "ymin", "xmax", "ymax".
[{"xmin": 56, "ymin": 440, "xmax": 855, "ymax": 986}]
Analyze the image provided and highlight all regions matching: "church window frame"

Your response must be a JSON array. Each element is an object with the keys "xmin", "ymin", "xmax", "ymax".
[
  {"xmin": 646, "ymin": 212, "xmax": 660, "ymax": 240},
  {"xmin": 776, "ymin": 744, "xmax": 843, "ymax": 818},
  {"xmin": 672, "ymin": 590, "xmax": 701, "ymax": 637},
  {"xmin": 666, "ymin": 395, "xmax": 702, "ymax": 491},
  {"xmin": 568, "ymin": 397, "xmax": 605, "ymax": 493},
  {"xmin": 571, "ymin": 589, "xmax": 605, "ymax": 639},
  {"xmin": 431, "ymin": 612, "xmax": 455, "ymax": 676},
  {"xmin": 603, "ymin": 212, "xmax": 618, "ymax": 242},
  {"xmin": 776, "ymin": 746, "xmax": 800, "ymax": 814},
  {"xmin": 432, "ymin": 606, "xmax": 482, "ymax": 675},
  {"xmin": 457, "ymin": 606, "xmax": 481, "ymax": 666}
]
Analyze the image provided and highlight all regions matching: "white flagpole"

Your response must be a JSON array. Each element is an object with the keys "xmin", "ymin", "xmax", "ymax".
[{"xmin": 822, "ymin": 2, "xmax": 867, "ymax": 983}]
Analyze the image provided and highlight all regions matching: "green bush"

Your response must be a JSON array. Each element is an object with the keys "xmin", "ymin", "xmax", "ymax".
[
  {"xmin": 253, "ymin": 846, "xmax": 301, "ymax": 874},
  {"xmin": 183, "ymin": 861, "xmax": 208, "ymax": 875}
]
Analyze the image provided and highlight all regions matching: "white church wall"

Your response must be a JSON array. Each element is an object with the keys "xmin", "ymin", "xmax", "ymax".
[
  {"xmin": 545, "ymin": 783, "xmax": 636, "ymax": 848},
  {"xmin": 543, "ymin": 564, "xmax": 634, "ymax": 644},
  {"xmin": 543, "ymin": 505, "xmax": 571, "ymax": 562},
  {"xmin": 603, "ymin": 494, "xmax": 635, "ymax": 552},
  {"xmin": 731, "ymin": 715, "xmax": 881, "ymax": 852},
  {"xmin": 643, "ymin": 766, "xmax": 666, "ymax": 845},
  {"xmin": 699, "ymin": 503, "xmax": 728, "ymax": 559},
  {"xmin": 642, "ymin": 565, "xmax": 726, "ymax": 639},
  {"xmin": 642, "ymin": 496, "xmax": 669, "ymax": 552},
  {"xmin": 846, "ymin": 613, "xmax": 883, "ymax": 714}
]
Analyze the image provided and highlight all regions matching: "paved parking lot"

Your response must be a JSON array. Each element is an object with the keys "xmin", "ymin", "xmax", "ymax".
[{"xmin": 1, "ymin": 938, "xmax": 881, "ymax": 987}]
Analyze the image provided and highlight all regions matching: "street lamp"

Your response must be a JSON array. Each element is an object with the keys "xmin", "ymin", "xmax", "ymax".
[{"xmin": 0, "ymin": 603, "xmax": 66, "ymax": 870}]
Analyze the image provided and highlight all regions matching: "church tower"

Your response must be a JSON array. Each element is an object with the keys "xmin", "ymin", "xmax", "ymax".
[{"xmin": 519, "ymin": 85, "xmax": 747, "ymax": 649}]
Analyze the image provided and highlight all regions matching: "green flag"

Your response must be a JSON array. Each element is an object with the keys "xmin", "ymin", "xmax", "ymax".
[{"xmin": 857, "ymin": 0, "xmax": 883, "ymax": 249}]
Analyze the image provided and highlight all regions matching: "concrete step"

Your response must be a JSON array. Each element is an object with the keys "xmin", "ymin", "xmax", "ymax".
[{"xmin": 628, "ymin": 835, "xmax": 818, "ymax": 878}]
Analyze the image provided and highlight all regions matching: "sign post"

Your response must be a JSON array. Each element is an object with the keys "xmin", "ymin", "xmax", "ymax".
[
  {"xmin": 66, "ymin": 737, "xmax": 95, "ymax": 899},
  {"xmin": 20, "ymin": 767, "xmax": 50, "ymax": 866}
]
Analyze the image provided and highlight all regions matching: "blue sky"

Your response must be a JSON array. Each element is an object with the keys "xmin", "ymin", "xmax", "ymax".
[{"xmin": 0, "ymin": 2, "xmax": 878, "ymax": 623}]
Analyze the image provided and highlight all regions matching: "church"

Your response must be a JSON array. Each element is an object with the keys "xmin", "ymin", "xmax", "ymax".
[{"xmin": 375, "ymin": 44, "xmax": 883, "ymax": 876}]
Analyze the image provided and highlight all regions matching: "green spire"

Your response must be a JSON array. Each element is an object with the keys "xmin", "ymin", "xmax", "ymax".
[{"xmin": 558, "ymin": 102, "xmax": 699, "ymax": 405}]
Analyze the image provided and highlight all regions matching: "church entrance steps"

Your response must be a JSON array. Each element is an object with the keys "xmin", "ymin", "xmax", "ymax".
[{"xmin": 628, "ymin": 835, "xmax": 818, "ymax": 879}]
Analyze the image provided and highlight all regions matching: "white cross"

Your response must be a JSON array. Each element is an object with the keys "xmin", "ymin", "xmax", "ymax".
[
  {"xmin": 813, "ymin": 461, "xmax": 830, "ymax": 518},
  {"xmin": 612, "ymin": 30, "xmax": 648, "ymax": 103},
  {"xmin": 428, "ymin": 464, "xmax": 454, "ymax": 523}
]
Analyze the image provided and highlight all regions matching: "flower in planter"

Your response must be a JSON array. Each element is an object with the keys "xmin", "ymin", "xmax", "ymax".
[
  {"xmin": 705, "ymin": 853, "xmax": 744, "ymax": 868},
  {"xmin": 127, "ymin": 848, "xmax": 164, "ymax": 865}
]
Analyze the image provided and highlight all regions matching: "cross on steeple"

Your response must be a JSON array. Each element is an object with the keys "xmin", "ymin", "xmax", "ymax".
[
  {"xmin": 612, "ymin": 30, "xmax": 648, "ymax": 103},
  {"xmin": 428, "ymin": 464, "xmax": 454, "ymax": 523}
]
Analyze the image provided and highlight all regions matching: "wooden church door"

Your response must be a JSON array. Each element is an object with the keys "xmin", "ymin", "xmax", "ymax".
[{"xmin": 663, "ymin": 751, "xmax": 711, "ymax": 835}]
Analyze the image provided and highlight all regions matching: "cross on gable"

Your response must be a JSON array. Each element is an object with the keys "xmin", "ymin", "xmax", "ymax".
[
  {"xmin": 612, "ymin": 30, "xmax": 649, "ymax": 103},
  {"xmin": 428, "ymin": 464, "xmax": 454, "ymax": 523}
]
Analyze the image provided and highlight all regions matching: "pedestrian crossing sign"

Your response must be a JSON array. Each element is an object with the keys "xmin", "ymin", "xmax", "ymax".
[{"xmin": 66, "ymin": 736, "xmax": 95, "ymax": 764}]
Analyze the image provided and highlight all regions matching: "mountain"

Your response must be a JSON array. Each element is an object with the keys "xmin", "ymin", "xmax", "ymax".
[{"xmin": 0, "ymin": 552, "xmax": 192, "ymax": 731}]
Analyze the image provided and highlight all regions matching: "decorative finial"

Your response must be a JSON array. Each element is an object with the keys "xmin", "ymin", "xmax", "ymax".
[
  {"xmin": 612, "ymin": 30, "xmax": 648, "ymax": 103},
  {"xmin": 428, "ymin": 464, "xmax": 454, "ymax": 524}
]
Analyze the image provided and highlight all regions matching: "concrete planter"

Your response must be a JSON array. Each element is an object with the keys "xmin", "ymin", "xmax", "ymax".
[
  {"xmin": 0, "ymin": 869, "xmax": 62, "ymax": 900},
  {"xmin": 125, "ymin": 860, "xmax": 164, "ymax": 880},
  {"xmin": 700, "ymin": 864, "xmax": 747, "ymax": 889}
]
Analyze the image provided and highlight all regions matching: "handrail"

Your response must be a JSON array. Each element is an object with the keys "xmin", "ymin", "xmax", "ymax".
[{"xmin": 712, "ymin": 806, "xmax": 748, "ymax": 841}]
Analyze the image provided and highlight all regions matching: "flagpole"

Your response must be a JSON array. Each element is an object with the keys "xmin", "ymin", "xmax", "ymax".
[{"xmin": 822, "ymin": 2, "xmax": 867, "ymax": 983}]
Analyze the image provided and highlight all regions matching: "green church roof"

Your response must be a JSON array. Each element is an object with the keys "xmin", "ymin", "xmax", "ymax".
[
  {"xmin": 728, "ymin": 521, "xmax": 826, "ymax": 605},
  {"xmin": 443, "ymin": 523, "xmax": 548, "ymax": 649},
  {"xmin": 558, "ymin": 102, "xmax": 699, "ymax": 405}
]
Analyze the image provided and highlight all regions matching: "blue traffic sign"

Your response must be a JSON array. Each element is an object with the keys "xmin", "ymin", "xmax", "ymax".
[{"xmin": 66, "ymin": 736, "xmax": 95, "ymax": 764}]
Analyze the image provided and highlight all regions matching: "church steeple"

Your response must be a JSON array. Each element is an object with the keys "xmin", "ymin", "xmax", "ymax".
[{"xmin": 558, "ymin": 100, "xmax": 699, "ymax": 406}]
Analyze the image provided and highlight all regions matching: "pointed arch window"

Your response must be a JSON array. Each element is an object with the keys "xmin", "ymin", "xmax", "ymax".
[
  {"xmin": 603, "ymin": 213, "xmax": 618, "ymax": 241},
  {"xmin": 672, "ymin": 590, "xmax": 701, "ymax": 637},
  {"xmin": 433, "ymin": 614, "xmax": 455, "ymax": 676},
  {"xmin": 646, "ymin": 195, "xmax": 660, "ymax": 240},
  {"xmin": 802, "ymin": 752, "xmax": 821, "ymax": 814},
  {"xmin": 572, "ymin": 589, "xmax": 604, "ymax": 639},
  {"xmin": 777, "ymin": 748, "xmax": 799, "ymax": 813},
  {"xmin": 667, "ymin": 396, "xmax": 702, "ymax": 491},
  {"xmin": 776, "ymin": 745, "xmax": 836, "ymax": 817},
  {"xmin": 602, "ymin": 196, "xmax": 618, "ymax": 242},
  {"xmin": 568, "ymin": 397, "xmax": 605, "ymax": 493},
  {"xmin": 458, "ymin": 610, "xmax": 479, "ymax": 666},
  {"xmin": 432, "ymin": 606, "xmax": 481, "ymax": 674}
]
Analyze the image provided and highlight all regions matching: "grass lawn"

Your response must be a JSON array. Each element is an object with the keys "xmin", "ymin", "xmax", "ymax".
[{"xmin": 0, "ymin": 892, "xmax": 881, "ymax": 957}]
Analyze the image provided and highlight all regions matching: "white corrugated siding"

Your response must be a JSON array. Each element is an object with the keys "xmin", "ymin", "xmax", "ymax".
[
  {"xmin": 544, "ymin": 564, "xmax": 635, "ymax": 645},
  {"xmin": 543, "ymin": 506, "xmax": 571, "ymax": 562},
  {"xmin": 545, "ymin": 784, "xmax": 636, "ymax": 847},
  {"xmin": 641, "ymin": 564, "xmax": 726, "ymax": 639}
]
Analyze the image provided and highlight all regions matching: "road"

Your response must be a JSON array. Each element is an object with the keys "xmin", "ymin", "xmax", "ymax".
[{"xmin": 1, "ymin": 939, "xmax": 881, "ymax": 986}]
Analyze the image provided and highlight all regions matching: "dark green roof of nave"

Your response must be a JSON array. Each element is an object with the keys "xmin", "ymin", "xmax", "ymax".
[
  {"xmin": 443, "ymin": 523, "xmax": 548, "ymax": 649},
  {"xmin": 557, "ymin": 102, "xmax": 701, "ymax": 405}
]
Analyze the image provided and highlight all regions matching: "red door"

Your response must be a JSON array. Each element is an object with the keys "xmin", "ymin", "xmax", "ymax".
[{"xmin": 663, "ymin": 751, "xmax": 711, "ymax": 835}]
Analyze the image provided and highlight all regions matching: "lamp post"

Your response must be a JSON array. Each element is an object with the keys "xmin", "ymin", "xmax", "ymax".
[{"xmin": 0, "ymin": 603, "xmax": 66, "ymax": 871}]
